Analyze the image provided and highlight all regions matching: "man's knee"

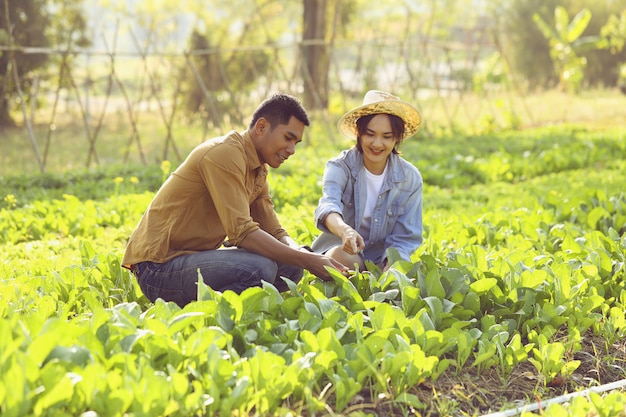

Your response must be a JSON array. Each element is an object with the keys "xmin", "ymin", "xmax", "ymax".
[
  {"xmin": 254, "ymin": 257, "xmax": 280, "ymax": 282},
  {"xmin": 273, "ymin": 264, "xmax": 303, "ymax": 291}
]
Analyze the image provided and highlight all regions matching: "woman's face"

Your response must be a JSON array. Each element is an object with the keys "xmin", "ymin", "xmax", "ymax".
[{"xmin": 358, "ymin": 114, "xmax": 398, "ymax": 174}]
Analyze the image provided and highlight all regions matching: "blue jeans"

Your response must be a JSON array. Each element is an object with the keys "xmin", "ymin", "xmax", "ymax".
[{"xmin": 131, "ymin": 247, "xmax": 303, "ymax": 307}]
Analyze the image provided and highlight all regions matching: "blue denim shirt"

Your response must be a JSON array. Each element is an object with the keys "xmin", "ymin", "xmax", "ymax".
[{"xmin": 312, "ymin": 147, "xmax": 423, "ymax": 263}]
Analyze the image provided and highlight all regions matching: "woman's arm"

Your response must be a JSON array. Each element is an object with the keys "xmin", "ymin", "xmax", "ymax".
[{"xmin": 323, "ymin": 212, "xmax": 365, "ymax": 255}]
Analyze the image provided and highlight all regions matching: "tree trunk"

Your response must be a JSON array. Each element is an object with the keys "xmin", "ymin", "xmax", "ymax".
[
  {"xmin": 302, "ymin": 0, "xmax": 329, "ymax": 110},
  {"xmin": 0, "ymin": 97, "xmax": 16, "ymax": 128}
]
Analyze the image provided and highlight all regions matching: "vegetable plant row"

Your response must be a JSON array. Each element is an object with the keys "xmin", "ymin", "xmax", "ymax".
[{"xmin": 1, "ymin": 125, "xmax": 625, "ymax": 416}]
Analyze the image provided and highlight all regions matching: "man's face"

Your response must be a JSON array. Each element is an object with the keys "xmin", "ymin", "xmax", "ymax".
[{"xmin": 256, "ymin": 116, "xmax": 305, "ymax": 168}]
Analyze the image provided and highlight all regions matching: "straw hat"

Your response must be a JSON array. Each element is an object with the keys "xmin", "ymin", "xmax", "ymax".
[{"xmin": 337, "ymin": 90, "xmax": 422, "ymax": 140}]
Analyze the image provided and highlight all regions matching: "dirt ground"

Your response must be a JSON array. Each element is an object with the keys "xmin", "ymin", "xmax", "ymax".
[{"xmin": 342, "ymin": 330, "xmax": 626, "ymax": 416}]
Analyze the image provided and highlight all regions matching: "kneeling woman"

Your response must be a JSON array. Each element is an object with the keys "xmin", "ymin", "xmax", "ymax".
[{"xmin": 312, "ymin": 90, "xmax": 424, "ymax": 271}]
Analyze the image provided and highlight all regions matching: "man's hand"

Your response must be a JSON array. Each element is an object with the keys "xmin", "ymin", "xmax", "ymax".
[
  {"xmin": 303, "ymin": 252, "xmax": 350, "ymax": 281},
  {"xmin": 240, "ymin": 229, "xmax": 348, "ymax": 281}
]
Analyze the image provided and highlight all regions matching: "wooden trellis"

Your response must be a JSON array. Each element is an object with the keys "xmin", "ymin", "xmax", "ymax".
[{"xmin": 0, "ymin": 17, "xmax": 532, "ymax": 173}]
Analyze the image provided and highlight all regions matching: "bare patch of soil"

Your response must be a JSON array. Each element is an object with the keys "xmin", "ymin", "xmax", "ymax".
[
  {"xmin": 344, "ymin": 330, "xmax": 626, "ymax": 416},
  {"xmin": 416, "ymin": 330, "xmax": 626, "ymax": 416}
]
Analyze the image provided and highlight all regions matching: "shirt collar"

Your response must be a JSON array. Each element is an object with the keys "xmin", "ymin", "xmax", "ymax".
[
  {"xmin": 385, "ymin": 153, "xmax": 407, "ymax": 183},
  {"xmin": 348, "ymin": 147, "xmax": 406, "ymax": 183},
  {"xmin": 242, "ymin": 130, "xmax": 267, "ymax": 176}
]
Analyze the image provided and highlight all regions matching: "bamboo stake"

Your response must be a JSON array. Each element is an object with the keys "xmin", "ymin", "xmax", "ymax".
[
  {"xmin": 3, "ymin": 0, "xmax": 44, "ymax": 172},
  {"xmin": 9, "ymin": 58, "xmax": 43, "ymax": 172},
  {"xmin": 129, "ymin": 28, "xmax": 181, "ymax": 162},
  {"xmin": 480, "ymin": 379, "xmax": 626, "ymax": 417}
]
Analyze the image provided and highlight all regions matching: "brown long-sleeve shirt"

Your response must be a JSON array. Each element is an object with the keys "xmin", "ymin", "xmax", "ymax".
[{"xmin": 122, "ymin": 130, "xmax": 288, "ymax": 267}]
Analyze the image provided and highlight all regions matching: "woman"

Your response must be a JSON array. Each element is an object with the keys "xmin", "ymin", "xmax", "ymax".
[{"xmin": 311, "ymin": 90, "xmax": 423, "ymax": 271}]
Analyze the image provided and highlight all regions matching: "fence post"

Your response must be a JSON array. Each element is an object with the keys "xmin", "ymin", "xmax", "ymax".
[
  {"xmin": 3, "ymin": 0, "xmax": 44, "ymax": 172},
  {"xmin": 9, "ymin": 57, "xmax": 44, "ymax": 172}
]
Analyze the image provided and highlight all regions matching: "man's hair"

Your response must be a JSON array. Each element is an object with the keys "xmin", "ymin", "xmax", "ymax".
[
  {"xmin": 249, "ymin": 93, "xmax": 310, "ymax": 130},
  {"xmin": 355, "ymin": 113, "xmax": 405, "ymax": 155}
]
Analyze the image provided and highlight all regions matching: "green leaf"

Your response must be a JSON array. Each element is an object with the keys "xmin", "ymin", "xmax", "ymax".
[
  {"xmin": 463, "ymin": 291, "xmax": 481, "ymax": 314},
  {"xmin": 587, "ymin": 206, "xmax": 609, "ymax": 229},
  {"xmin": 34, "ymin": 365, "xmax": 76, "ymax": 415},
  {"xmin": 168, "ymin": 311, "xmax": 206, "ymax": 335},
  {"xmin": 554, "ymin": 6, "xmax": 570, "ymax": 41},
  {"xmin": 423, "ymin": 267, "xmax": 446, "ymax": 298},
  {"xmin": 469, "ymin": 278, "xmax": 497, "ymax": 294},
  {"xmin": 240, "ymin": 287, "xmax": 271, "ymax": 316},
  {"xmin": 197, "ymin": 270, "xmax": 218, "ymax": 302},
  {"xmin": 330, "ymin": 268, "xmax": 365, "ymax": 310},
  {"xmin": 472, "ymin": 339, "xmax": 496, "ymax": 368},
  {"xmin": 520, "ymin": 269, "xmax": 549, "ymax": 289},
  {"xmin": 567, "ymin": 8, "xmax": 592, "ymax": 44},
  {"xmin": 533, "ymin": 12, "xmax": 558, "ymax": 42},
  {"xmin": 370, "ymin": 303, "xmax": 401, "ymax": 330},
  {"xmin": 331, "ymin": 373, "xmax": 361, "ymax": 411},
  {"xmin": 401, "ymin": 285, "xmax": 422, "ymax": 316},
  {"xmin": 394, "ymin": 392, "xmax": 425, "ymax": 409},
  {"xmin": 44, "ymin": 345, "xmax": 93, "ymax": 367},
  {"xmin": 423, "ymin": 297, "xmax": 443, "ymax": 328},
  {"xmin": 442, "ymin": 268, "xmax": 470, "ymax": 298},
  {"xmin": 304, "ymin": 301, "xmax": 322, "ymax": 319},
  {"xmin": 299, "ymin": 330, "xmax": 319, "ymax": 352}
]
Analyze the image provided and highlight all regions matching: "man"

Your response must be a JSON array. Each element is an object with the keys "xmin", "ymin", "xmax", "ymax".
[{"xmin": 123, "ymin": 93, "xmax": 347, "ymax": 307}]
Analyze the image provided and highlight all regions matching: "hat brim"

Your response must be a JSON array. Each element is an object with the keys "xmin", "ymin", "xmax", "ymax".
[{"xmin": 337, "ymin": 100, "xmax": 422, "ymax": 140}]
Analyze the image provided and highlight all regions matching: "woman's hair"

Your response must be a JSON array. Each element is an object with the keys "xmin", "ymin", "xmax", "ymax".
[
  {"xmin": 249, "ymin": 93, "xmax": 310, "ymax": 130},
  {"xmin": 355, "ymin": 113, "xmax": 405, "ymax": 154}
]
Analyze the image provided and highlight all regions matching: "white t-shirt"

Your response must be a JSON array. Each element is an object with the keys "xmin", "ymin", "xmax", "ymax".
[{"xmin": 359, "ymin": 165, "xmax": 388, "ymax": 240}]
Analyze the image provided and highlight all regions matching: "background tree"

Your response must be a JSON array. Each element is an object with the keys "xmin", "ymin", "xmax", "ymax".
[
  {"xmin": 493, "ymin": 0, "xmax": 626, "ymax": 91},
  {"xmin": 602, "ymin": 10, "xmax": 626, "ymax": 54},
  {"xmin": 183, "ymin": 27, "xmax": 271, "ymax": 127},
  {"xmin": 302, "ymin": 0, "xmax": 348, "ymax": 110},
  {"xmin": 302, "ymin": 0, "xmax": 328, "ymax": 110},
  {"xmin": 179, "ymin": 0, "xmax": 289, "ymax": 126},
  {"xmin": 599, "ymin": 8, "xmax": 626, "ymax": 90},
  {"xmin": 494, "ymin": 0, "xmax": 560, "ymax": 90},
  {"xmin": 571, "ymin": 0, "xmax": 626, "ymax": 88},
  {"xmin": 0, "ymin": 0, "xmax": 88, "ymax": 128},
  {"xmin": 0, "ymin": 0, "xmax": 49, "ymax": 127},
  {"xmin": 533, "ymin": 6, "xmax": 606, "ymax": 93}
]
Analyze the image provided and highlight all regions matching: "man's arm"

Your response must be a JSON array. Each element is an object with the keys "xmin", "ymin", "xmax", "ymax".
[
  {"xmin": 278, "ymin": 235, "xmax": 312, "ymax": 251},
  {"xmin": 238, "ymin": 229, "xmax": 348, "ymax": 280}
]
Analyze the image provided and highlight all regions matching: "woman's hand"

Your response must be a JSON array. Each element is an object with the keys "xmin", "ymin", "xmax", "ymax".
[
  {"xmin": 323, "ymin": 212, "xmax": 365, "ymax": 255},
  {"xmin": 339, "ymin": 225, "xmax": 365, "ymax": 255}
]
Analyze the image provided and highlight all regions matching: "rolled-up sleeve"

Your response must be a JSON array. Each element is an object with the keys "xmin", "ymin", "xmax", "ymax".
[{"xmin": 250, "ymin": 181, "xmax": 289, "ymax": 240}]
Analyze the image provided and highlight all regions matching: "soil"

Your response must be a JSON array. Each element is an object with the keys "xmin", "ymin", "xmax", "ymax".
[{"xmin": 342, "ymin": 330, "xmax": 626, "ymax": 416}]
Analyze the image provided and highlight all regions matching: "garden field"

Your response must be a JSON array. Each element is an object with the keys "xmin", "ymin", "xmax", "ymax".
[{"xmin": 1, "ymin": 123, "xmax": 626, "ymax": 416}]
